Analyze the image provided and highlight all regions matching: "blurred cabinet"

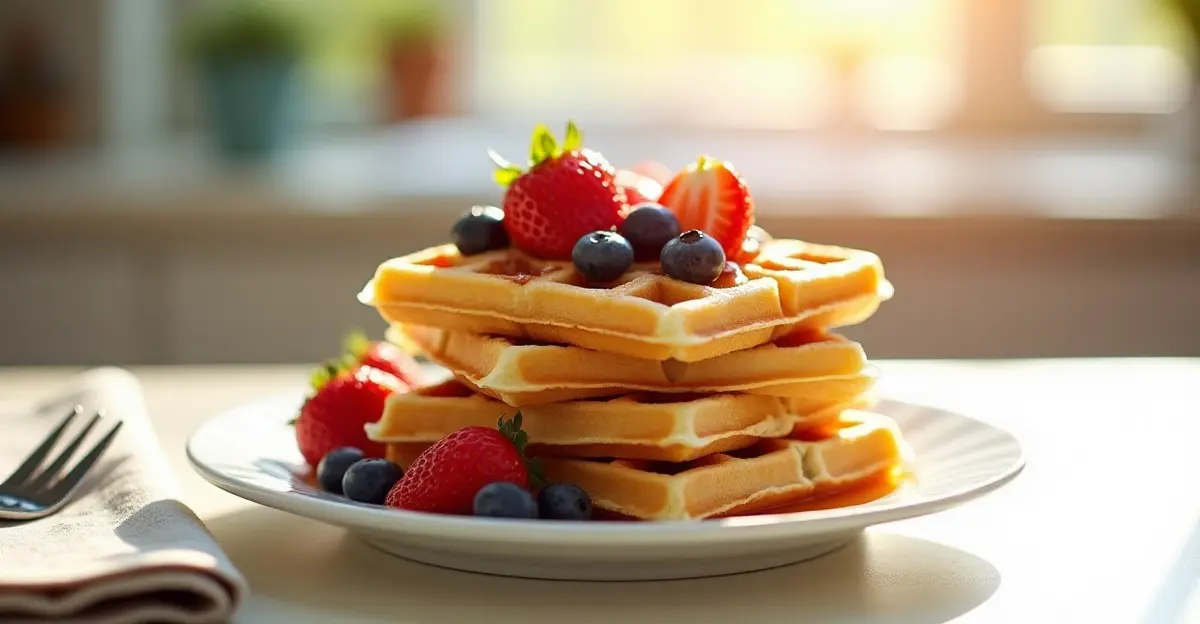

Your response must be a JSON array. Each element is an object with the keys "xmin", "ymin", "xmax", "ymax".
[
  {"xmin": 0, "ymin": 244, "xmax": 143, "ymax": 364},
  {"xmin": 0, "ymin": 212, "xmax": 1197, "ymax": 365},
  {"xmin": 163, "ymin": 243, "xmax": 390, "ymax": 363}
]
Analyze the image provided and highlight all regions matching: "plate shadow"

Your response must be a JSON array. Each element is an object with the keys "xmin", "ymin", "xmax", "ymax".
[{"xmin": 205, "ymin": 506, "xmax": 1001, "ymax": 623}]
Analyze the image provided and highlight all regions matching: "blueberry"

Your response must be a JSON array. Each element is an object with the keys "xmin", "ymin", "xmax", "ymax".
[
  {"xmin": 618, "ymin": 203, "xmax": 682, "ymax": 261},
  {"xmin": 452, "ymin": 205, "xmax": 509, "ymax": 255},
  {"xmin": 316, "ymin": 447, "xmax": 364, "ymax": 494},
  {"xmin": 660, "ymin": 230, "xmax": 726, "ymax": 285},
  {"xmin": 473, "ymin": 482, "xmax": 538, "ymax": 519},
  {"xmin": 341, "ymin": 458, "xmax": 404, "ymax": 505},
  {"xmin": 537, "ymin": 483, "xmax": 593, "ymax": 521},
  {"xmin": 571, "ymin": 231, "xmax": 634, "ymax": 283}
]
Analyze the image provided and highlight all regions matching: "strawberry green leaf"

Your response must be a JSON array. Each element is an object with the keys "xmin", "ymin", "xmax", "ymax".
[
  {"xmin": 540, "ymin": 133, "xmax": 558, "ymax": 161},
  {"xmin": 308, "ymin": 358, "xmax": 350, "ymax": 397},
  {"xmin": 488, "ymin": 149, "xmax": 525, "ymax": 188},
  {"xmin": 342, "ymin": 329, "xmax": 370, "ymax": 360},
  {"xmin": 527, "ymin": 458, "xmax": 546, "ymax": 489},
  {"xmin": 487, "ymin": 122, "xmax": 586, "ymax": 189},
  {"xmin": 309, "ymin": 361, "xmax": 334, "ymax": 390},
  {"xmin": 529, "ymin": 123, "xmax": 557, "ymax": 166},
  {"xmin": 497, "ymin": 412, "xmax": 544, "ymax": 486},
  {"xmin": 493, "ymin": 166, "xmax": 522, "ymax": 187},
  {"xmin": 561, "ymin": 121, "xmax": 582, "ymax": 152}
]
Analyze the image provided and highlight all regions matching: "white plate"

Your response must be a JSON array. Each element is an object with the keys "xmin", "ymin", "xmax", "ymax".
[{"xmin": 186, "ymin": 391, "xmax": 1024, "ymax": 581}]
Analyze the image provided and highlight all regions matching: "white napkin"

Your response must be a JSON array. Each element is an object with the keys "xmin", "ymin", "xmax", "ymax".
[{"xmin": 0, "ymin": 368, "xmax": 247, "ymax": 624}]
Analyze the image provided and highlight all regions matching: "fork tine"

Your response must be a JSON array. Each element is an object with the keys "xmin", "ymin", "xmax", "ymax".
[
  {"xmin": 46, "ymin": 420, "xmax": 123, "ymax": 503},
  {"xmin": 25, "ymin": 411, "xmax": 103, "ymax": 493},
  {"xmin": 0, "ymin": 406, "xmax": 81, "ymax": 490}
]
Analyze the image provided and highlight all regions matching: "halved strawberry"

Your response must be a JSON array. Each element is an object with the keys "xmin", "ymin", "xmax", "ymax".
[{"xmin": 657, "ymin": 156, "xmax": 755, "ymax": 258}]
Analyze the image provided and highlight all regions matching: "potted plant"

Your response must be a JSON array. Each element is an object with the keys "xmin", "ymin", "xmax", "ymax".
[
  {"xmin": 184, "ymin": 1, "xmax": 309, "ymax": 159},
  {"xmin": 376, "ymin": 1, "xmax": 450, "ymax": 122}
]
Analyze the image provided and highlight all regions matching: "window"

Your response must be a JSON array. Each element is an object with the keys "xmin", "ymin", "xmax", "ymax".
[
  {"xmin": 90, "ymin": 0, "xmax": 1200, "ymax": 141},
  {"xmin": 1028, "ymin": 0, "xmax": 1193, "ymax": 114},
  {"xmin": 466, "ymin": 0, "xmax": 1196, "ymax": 133},
  {"xmin": 471, "ymin": 0, "xmax": 961, "ymax": 131}
]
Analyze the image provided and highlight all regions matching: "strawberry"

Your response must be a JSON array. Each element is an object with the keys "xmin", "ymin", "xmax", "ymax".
[
  {"xmin": 342, "ymin": 330, "xmax": 424, "ymax": 387},
  {"xmin": 629, "ymin": 160, "xmax": 673, "ymax": 185},
  {"xmin": 615, "ymin": 168, "xmax": 663, "ymax": 205},
  {"xmin": 385, "ymin": 413, "xmax": 542, "ymax": 515},
  {"xmin": 657, "ymin": 156, "xmax": 755, "ymax": 259},
  {"xmin": 292, "ymin": 362, "xmax": 405, "ymax": 467},
  {"xmin": 489, "ymin": 122, "xmax": 627, "ymax": 260}
]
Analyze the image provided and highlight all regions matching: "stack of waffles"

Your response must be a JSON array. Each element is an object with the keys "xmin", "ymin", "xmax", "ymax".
[{"xmin": 358, "ymin": 235, "xmax": 908, "ymax": 521}]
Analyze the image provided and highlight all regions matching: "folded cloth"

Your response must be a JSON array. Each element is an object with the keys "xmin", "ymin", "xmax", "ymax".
[{"xmin": 0, "ymin": 368, "xmax": 247, "ymax": 624}]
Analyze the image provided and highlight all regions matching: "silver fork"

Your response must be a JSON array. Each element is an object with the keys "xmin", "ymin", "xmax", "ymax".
[{"xmin": 0, "ymin": 406, "xmax": 123, "ymax": 520}]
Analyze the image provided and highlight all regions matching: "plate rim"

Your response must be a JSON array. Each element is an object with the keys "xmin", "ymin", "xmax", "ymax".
[{"xmin": 186, "ymin": 391, "xmax": 1026, "ymax": 545}]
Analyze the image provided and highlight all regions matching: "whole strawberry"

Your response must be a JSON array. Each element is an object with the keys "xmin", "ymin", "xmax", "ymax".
[
  {"xmin": 293, "ymin": 362, "xmax": 405, "ymax": 467},
  {"xmin": 386, "ymin": 413, "xmax": 541, "ymax": 515},
  {"xmin": 342, "ymin": 330, "xmax": 424, "ymax": 387},
  {"xmin": 615, "ymin": 168, "xmax": 663, "ymax": 205},
  {"xmin": 489, "ymin": 122, "xmax": 627, "ymax": 260}
]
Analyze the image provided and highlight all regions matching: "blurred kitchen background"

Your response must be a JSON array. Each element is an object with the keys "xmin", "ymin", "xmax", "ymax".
[{"xmin": 0, "ymin": 0, "xmax": 1197, "ymax": 366}]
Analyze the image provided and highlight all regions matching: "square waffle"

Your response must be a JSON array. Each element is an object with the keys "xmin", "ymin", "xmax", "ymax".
[
  {"xmin": 359, "ymin": 238, "xmax": 891, "ymax": 362},
  {"xmin": 383, "ymin": 411, "xmax": 905, "ymax": 521},
  {"xmin": 388, "ymin": 324, "xmax": 874, "ymax": 406},
  {"xmin": 366, "ymin": 379, "xmax": 864, "ymax": 463}
]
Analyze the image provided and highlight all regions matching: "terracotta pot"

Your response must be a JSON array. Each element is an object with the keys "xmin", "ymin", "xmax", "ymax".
[{"xmin": 383, "ymin": 38, "xmax": 444, "ymax": 122}]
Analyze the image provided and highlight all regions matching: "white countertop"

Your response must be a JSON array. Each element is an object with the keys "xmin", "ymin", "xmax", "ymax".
[{"xmin": 1, "ymin": 360, "xmax": 1198, "ymax": 623}]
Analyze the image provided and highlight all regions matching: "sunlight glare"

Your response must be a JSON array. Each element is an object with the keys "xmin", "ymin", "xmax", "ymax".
[{"xmin": 1026, "ymin": 45, "xmax": 1191, "ymax": 114}]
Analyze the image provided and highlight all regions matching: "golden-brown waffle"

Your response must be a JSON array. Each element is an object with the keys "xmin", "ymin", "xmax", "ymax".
[
  {"xmin": 388, "ymin": 324, "xmax": 872, "ymax": 406},
  {"xmin": 367, "ymin": 379, "xmax": 863, "ymax": 463},
  {"xmin": 359, "ymin": 238, "xmax": 891, "ymax": 362},
  {"xmin": 384, "ymin": 411, "xmax": 904, "ymax": 521}
]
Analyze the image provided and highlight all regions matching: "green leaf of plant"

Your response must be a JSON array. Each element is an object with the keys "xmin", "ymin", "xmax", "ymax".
[{"xmin": 561, "ymin": 121, "xmax": 582, "ymax": 152}]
